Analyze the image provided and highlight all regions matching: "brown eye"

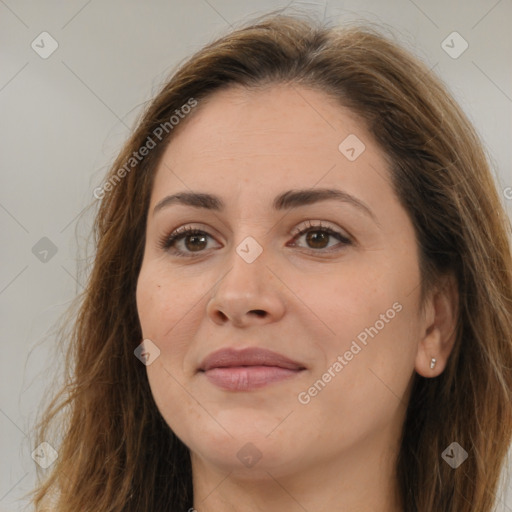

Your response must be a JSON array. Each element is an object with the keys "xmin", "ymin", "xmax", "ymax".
[
  {"xmin": 161, "ymin": 227, "xmax": 219, "ymax": 256},
  {"xmin": 290, "ymin": 223, "xmax": 352, "ymax": 253},
  {"xmin": 183, "ymin": 233, "xmax": 208, "ymax": 252},
  {"xmin": 305, "ymin": 230, "xmax": 330, "ymax": 249}
]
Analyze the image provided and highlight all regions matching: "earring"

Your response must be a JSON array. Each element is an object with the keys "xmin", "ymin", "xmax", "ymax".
[{"xmin": 430, "ymin": 358, "xmax": 437, "ymax": 369}]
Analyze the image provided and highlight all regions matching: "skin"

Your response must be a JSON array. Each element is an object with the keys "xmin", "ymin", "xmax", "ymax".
[{"xmin": 136, "ymin": 84, "xmax": 458, "ymax": 512}]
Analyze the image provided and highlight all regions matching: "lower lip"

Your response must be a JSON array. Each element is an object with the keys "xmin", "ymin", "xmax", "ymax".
[{"xmin": 202, "ymin": 366, "xmax": 302, "ymax": 391}]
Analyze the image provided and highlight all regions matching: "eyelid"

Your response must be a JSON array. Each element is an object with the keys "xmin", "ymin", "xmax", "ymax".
[
  {"xmin": 158, "ymin": 224, "xmax": 221, "ymax": 251},
  {"xmin": 160, "ymin": 220, "xmax": 353, "ymax": 256},
  {"xmin": 286, "ymin": 222, "xmax": 353, "ymax": 254},
  {"xmin": 290, "ymin": 219, "xmax": 351, "ymax": 240}
]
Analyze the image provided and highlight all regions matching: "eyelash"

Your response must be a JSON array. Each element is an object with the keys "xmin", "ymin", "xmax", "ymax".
[{"xmin": 159, "ymin": 221, "xmax": 352, "ymax": 258}]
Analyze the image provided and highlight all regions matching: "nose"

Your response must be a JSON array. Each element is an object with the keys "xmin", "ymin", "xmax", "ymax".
[{"xmin": 206, "ymin": 244, "xmax": 286, "ymax": 328}]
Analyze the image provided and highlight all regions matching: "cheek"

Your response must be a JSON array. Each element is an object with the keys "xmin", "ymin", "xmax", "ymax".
[
  {"xmin": 332, "ymin": 303, "xmax": 417, "ymax": 413},
  {"xmin": 136, "ymin": 266, "xmax": 206, "ymax": 440},
  {"xmin": 136, "ymin": 262, "xmax": 213, "ymax": 399},
  {"xmin": 136, "ymin": 263, "xmax": 202, "ymax": 338},
  {"xmin": 296, "ymin": 304, "xmax": 417, "ymax": 452},
  {"xmin": 300, "ymin": 266, "xmax": 419, "ymax": 408},
  {"xmin": 296, "ymin": 265, "xmax": 400, "ymax": 345}
]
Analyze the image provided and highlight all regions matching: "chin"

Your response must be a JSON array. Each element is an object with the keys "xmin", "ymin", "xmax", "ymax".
[
  {"xmin": 184, "ymin": 418, "xmax": 310, "ymax": 477},
  {"xmin": 189, "ymin": 437, "xmax": 297, "ymax": 479}
]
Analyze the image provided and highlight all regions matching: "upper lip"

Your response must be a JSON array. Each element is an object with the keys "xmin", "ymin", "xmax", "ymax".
[{"xmin": 198, "ymin": 347, "xmax": 306, "ymax": 372}]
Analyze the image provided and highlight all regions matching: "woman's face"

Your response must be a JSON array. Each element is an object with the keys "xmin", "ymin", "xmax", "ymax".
[{"xmin": 136, "ymin": 84, "xmax": 428, "ymax": 480}]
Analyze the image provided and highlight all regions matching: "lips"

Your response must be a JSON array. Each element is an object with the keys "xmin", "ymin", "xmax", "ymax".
[
  {"xmin": 198, "ymin": 347, "xmax": 306, "ymax": 391},
  {"xmin": 199, "ymin": 347, "xmax": 305, "ymax": 372}
]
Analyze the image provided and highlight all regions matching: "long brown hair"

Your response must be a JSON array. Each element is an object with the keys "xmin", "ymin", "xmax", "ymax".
[{"xmin": 29, "ymin": 12, "xmax": 512, "ymax": 512}]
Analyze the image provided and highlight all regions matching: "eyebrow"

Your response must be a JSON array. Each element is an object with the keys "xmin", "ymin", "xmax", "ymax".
[{"xmin": 153, "ymin": 188, "xmax": 378, "ymax": 223}]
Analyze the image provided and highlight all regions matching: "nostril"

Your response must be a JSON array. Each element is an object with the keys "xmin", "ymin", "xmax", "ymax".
[
  {"xmin": 216, "ymin": 311, "xmax": 229, "ymax": 322},
  {"xmin": 250, "ymin": 310, "xmax": 267, "ymax": 317}
]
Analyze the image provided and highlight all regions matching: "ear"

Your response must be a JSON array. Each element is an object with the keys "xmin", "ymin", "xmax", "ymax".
[{"xmin": 415, "ymin": 273, "xmax": 459, "ymax": 378}]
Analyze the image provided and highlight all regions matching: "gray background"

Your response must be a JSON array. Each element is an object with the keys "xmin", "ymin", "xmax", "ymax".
[{"xmin": 1, "ymin": 1, "xmax": 511, "ymax": 510}]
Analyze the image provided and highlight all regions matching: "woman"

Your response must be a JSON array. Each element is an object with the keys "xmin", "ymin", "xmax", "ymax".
[{"xmin": 30, "ymin": 13, "xmax": 512, "ymax": 512}]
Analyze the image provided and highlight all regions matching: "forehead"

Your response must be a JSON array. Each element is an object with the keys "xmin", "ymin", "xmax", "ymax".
[{"xmin": 151, "ymin": 84, "xmax": 390, "ymax": 202}]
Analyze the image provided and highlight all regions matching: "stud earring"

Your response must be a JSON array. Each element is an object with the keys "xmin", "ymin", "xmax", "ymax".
[{"xmin": 430, "ymin": 358, "xmax": 437, "ymax": 369}]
